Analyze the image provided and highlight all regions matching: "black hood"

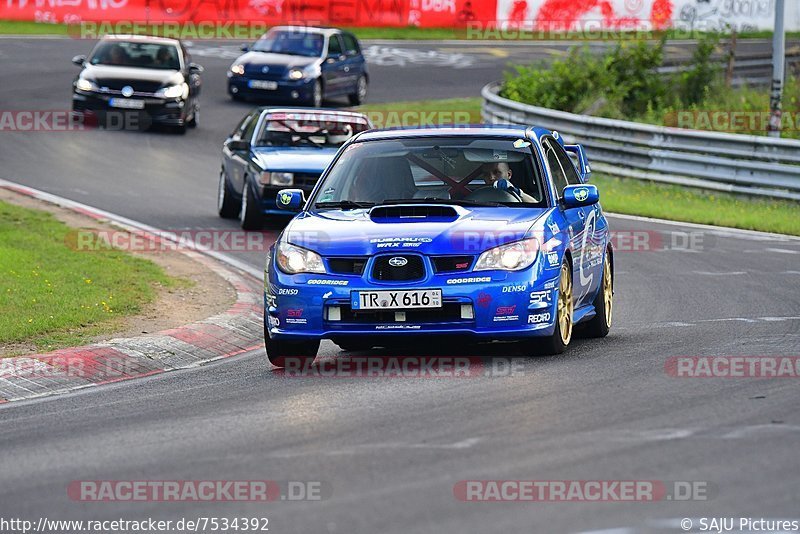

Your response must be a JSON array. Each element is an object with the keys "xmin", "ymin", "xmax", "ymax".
[{"xmin": 80, "ymin": 64, "xmax": 183, "ymax": 92}]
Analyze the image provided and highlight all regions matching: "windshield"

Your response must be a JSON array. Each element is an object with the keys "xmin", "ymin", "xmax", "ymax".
[
  {"xmin": 310, "ymin": 137, "xmax": 547, "ymax": 209},
  {"xmin": 255, "ymin": 113, "xmax": 371, "ymax": 149},
  {"xmin": 251, "ymin": 29, "xmax": 325, "ymax": 57},
  {"xmin": 90, "ymin": 41, "xmax": 181, "ymax": 70}
]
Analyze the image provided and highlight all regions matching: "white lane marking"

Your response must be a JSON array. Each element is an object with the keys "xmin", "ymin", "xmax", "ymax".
[
  {"xmin": 607, "ymin": 213, "xmax": 800, "ymax": 242},
  {"xmin": 616, "ymin": 316, "xmax": 800, "ymax": 329},
  {"xmin": 766, "ymin": 248, "xmax": 800, "ymax": 255},
  {"xmin": 721, "ymin": 425, "xmax": 800, "ymax": 439},
  {"xmin": 783, "ymin": 271, "xmax": 800, "ymax": 274},
  {"xmin": 266, "ymin": 437, "xmax": 482, "ymax": 458},
  {"xmin": 692, "ymin": 271, "xmax": 747, "ymax": 276}
]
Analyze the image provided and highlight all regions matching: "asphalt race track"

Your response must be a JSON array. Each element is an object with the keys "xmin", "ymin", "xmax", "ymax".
[{"xmin": 1, "ymin": 37, "xmax": 800, "ymax": 533}]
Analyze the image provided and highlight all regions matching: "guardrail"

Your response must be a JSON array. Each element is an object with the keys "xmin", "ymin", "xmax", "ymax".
[{"xmin": 481, "ymin": 82, "xmax": 800, "ymax": 201}]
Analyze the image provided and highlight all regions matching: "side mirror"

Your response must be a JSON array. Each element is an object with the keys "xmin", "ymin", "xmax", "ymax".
[
  {"xmin": 227, "ymin": 139, "xmax": 250, "ymax": 152},
  {"xmin": 276, "ymin": 189, "xmax": 306, "ymax": 211},
  {"xmin": 562, "ymin": 184, "xmax": 599, "ymax": 208},
  {"xmin": 72, "ymin": 55, "xmax": 87, "ymax": 66},
  {"xmin": 188, "ymin": 63, "xmax": 204, "ymax": 73},
  {"xmin": 564, "ymin": 144, "xmax": 591, "ymax": 182},
  {"xmin": 240, "ymin": 44, "xmax": 250, "ymax": 52}
]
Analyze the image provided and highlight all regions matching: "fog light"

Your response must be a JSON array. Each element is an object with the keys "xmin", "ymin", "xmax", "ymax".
[
  {"xmin": 291, "ymin": 91, "xmax": 299, "ymax": 99},
  {"xmin": 460, "ymin": 304, "xmax": 474, "ymax": 319},
  {"xmin": 327, "ymin": 306, "xmax": 341, "ymax": 321},
  {"xmin": 231, "ymin": 86, "xmax": 239, "ymax": 94}
]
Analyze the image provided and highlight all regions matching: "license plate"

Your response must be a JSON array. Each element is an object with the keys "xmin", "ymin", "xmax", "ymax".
[
  {"xmin": 248, "ymin": 80, "xmax": 278, "ymax": 90},
  {"xmin": 108, "ymin": 98, "xmax": 145, "ymax": 109},
  {"xmin": 352, "ymin": 289, "xmax": 442, "ymax": 310}
]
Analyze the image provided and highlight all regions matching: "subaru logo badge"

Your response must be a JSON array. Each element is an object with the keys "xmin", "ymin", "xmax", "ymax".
[
  {"xmin": 261, "ymin": 66, "xmax": 270, "ymax": 74},
  {"xmin": 121, "ymin": 86, "xmax": 134, "ymax": 98},
  {"xmin": 574, "ymin": 188, "xmax": 589, "ymax": 202},
  {"xmin": 388, "ymin": 257, "xmax": 408, "ymax": 267}
]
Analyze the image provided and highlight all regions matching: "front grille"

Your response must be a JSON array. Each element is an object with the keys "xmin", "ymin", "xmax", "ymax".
[
  {"xmin": 244, "ymin": 64, "xmax": 288, "ymax": 80},
  {"xmin": 371, "ymin": 255, "xmax": 425, "ymax": 282},
  {"xmin": 95, "ymin": 79, "xmax": 163, "ymax": 93},
  {"xmin": 432, "ymin": 255, "xmax": 474, "ymax": 273},
  {"xmin": 328, "ymin": 257, "xmax": 368, "ymax": 275},
  {"xmin": 338, "ymin": 301, "xmax": 465, "ymax": 324}
]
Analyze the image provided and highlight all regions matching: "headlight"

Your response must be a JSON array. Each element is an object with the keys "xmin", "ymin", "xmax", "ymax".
[
  {"xmin": 287, "ymin": 68, "xmax": 304, "ymax": 80},
  {"xmin": 156, "ymin": 84, "xmax": 187, "ymax": 99},
  {"xmin": 75, "ymin": 79, "xmax": 97, "ymax": 92},
  {"xmin": 276, "ymin": 242, "xmax": 325, "ymax": 274},
  {"xmin": 257, "ymin": 172, "xmax": 294, "ymax": 186},
  {"xmin": 230, "ymin": 64, "xmax": 245, "ymax": 75},
  {"xmin": 474, "ymin": 238, "xmax": 540, "ymax": 272}
]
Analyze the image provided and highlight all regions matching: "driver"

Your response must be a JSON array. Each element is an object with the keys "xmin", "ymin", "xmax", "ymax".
[{"xmin": 479, "ymin": 162, "xmax": 536, "ymax": 202}]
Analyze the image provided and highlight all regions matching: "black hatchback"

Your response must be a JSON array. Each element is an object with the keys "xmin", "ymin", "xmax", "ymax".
[{"xmin": 71, "ymin": 35, "xmax": 203, "ymax": 133}]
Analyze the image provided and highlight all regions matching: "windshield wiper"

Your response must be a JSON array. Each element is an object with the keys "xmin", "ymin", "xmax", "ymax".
[
  {"xmin": 314, "ymin": 200, "xmax": 375, "ymax": 210},
  {"xmin": 381, "ymin": 198, "xmax": 505, "ymax": 207}
]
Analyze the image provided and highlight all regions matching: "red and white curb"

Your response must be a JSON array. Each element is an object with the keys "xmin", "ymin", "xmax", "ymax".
[{"xmin": 0, "ymin": 179, "xmax": 264, "ymax": 403}]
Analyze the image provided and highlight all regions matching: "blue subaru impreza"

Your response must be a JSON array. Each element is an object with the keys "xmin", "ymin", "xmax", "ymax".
[{"xmin": 264, "ymin": 126, "xmax": 613, "ymax": 366}]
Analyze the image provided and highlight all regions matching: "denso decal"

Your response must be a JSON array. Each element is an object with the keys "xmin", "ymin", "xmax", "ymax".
[
  {"xmin": 446, "ymin": 277, "xmax": 491, "ymax": 285},
  {"xmin": 277, "ymin": 288, "xmax": 299, "ymax": 295},
  {"xmin": 502, "ymin": 284, "xmax": 527, "ymax": 293}
]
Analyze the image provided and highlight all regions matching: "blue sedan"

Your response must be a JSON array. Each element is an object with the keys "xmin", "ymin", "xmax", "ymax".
[
  {"xmin": 264, "ymin": 126, "xmax": 614, "ymax": 366},
  {"xmin": 217, "ymin": 108, "xmax": 373, "ymax": 229}
]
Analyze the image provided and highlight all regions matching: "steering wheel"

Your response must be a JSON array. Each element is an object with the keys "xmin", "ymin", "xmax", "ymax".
[{"xmin": 465, "ymin": 186, "xmax": 522, "ymax": 203}]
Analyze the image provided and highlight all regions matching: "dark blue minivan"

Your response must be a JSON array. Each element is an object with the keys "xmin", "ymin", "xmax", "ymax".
[{"xmin": 227, "ymin": 26, "xmax": 368, "ymax": 108}]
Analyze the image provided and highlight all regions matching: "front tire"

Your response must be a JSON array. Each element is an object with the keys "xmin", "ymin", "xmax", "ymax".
[
  {"xmin": 265, "ymin": 326, "xmax": 319, "ymax": 368},
  {"xmin": 239, "ymin": 180, "xmax": 262, "ymax": 230},
  {"xmin": 187, "ymin": 103, "xmax": 198, "ymax": 128},
  {"xmin": 528, "ymin": 258, "xmax": 573, "ymax": 355},
  {"xmin": 217, "ymin": 170, "xmax": 238, "ymax": 218},
  {"xmin": 583, "ymin": 249, "xmax": 613, "ymax": 338},
  {"xmin": 348, "ymin": 75, "xmax": 367, "ymax": 106}
]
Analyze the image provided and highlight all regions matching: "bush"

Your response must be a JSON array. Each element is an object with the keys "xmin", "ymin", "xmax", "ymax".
[{"xmin": 499, "ymin": 33, "xmax": 800, "ymax": 138}]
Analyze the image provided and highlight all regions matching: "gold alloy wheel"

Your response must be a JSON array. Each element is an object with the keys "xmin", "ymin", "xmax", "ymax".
[
  {"xmin": 558, "ymin": 262, "xmax": 574, "ymax": 346},
  {"xmin": 603, "ymin": 254, "xmax": 613, "ymax": 328}
]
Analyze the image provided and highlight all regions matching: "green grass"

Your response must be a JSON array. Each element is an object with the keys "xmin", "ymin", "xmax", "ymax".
[
  {"xmin": 592, "ymin": 174, "xmax": 800, "ymax": 236},
  {"xmin": 0, "ymin": 200, "xmax": 178, "ymax": 354},
  {"xmin": 2, "ymin": 19, "xmax": 797, "ymax": 40}
]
